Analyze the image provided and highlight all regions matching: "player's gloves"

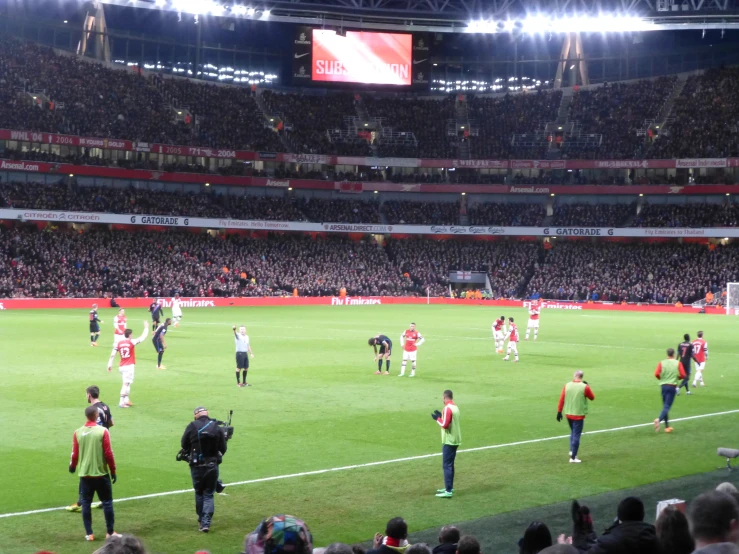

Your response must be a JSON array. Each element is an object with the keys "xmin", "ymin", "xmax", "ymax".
[
  {"xmin": 556, "ymin": 412, "xmax": 563, "ymax": 422},
  {"xmin": 69, "ymin": 465, "xmax": 76, "ymax": 473},
  {"xmin": 432, "ymin": 410, "xmax": 442, "ymax": 420},
  {"xmin": 111, "ymin": 473, "xmax": 117, "ymax": 484}
]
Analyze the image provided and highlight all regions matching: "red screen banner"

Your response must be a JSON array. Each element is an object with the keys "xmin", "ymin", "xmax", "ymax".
[{"xmin": 312, "ymin": 30, "xmax": 412, "ymax": 85}]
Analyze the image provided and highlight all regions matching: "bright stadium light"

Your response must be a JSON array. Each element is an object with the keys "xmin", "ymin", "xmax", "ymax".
[
  {"xmin": 262, "ymin": 9, "xmax": 271, "ymax": 17},
  {"xmin": 232, "ymin": 4, "xmax": 247, "ymax": 15},
  {"xmin": 468, "ymin": 14, "xmax": 655, "ymax": 34},
  {"xmin": 155, "ymin": 0, "xmax": 166, "ymax": 6}
]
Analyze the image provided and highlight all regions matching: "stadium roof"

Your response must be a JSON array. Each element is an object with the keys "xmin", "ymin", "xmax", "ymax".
[{"xmin": 105, "ymin": 0, "xmax": 739, "ymax": 32}]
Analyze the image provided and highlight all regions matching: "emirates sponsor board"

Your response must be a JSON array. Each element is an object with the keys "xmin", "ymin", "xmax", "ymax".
[
  {"xmin": 0, "ymin": 296, "xmax": 726, "ymax": 314},
  {"xmin": 330, "ymin": 296, "xmax": 383, "ymax": 305}
]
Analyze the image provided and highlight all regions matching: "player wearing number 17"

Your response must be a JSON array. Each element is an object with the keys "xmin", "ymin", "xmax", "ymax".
[
  {"xmin": 107, "ymin": 322, "xmax": 149, "ymax": 408},
  {"xmin": 399, "ymin": 323, "xmax": 424, "ymax": 377}
]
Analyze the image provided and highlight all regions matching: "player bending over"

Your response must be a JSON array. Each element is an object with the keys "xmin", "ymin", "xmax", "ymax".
[
  {"xmin": 525, "ymin": 300, "xmax": 541, "ymax": 341},
  {"xmin": 89, "ymin": 304, "xmax": 103, "ymax": 346},
  {"xmin": 399, "ymin": 323, "xmax": 424, "ymax": 377},
  {"xmin": 152, "ymin": 318, "xmax": 172, "ymax": 370},
  {"xmin": 492, "ymin": 315, "xmax": 506, "ymax": 353},
  {"xmin": 503, "ymin": 317, "xmax": 519, "ymax": 362},
  {"xmin": 171, "ymin": 294, "xmax": 183, "ymax": 328},
  {"xmin": 692, "ymin": 331, "xmax": 708, "ymax": 387},
  {"xmin": 107, "ymin": 322, "xmax": 148, "ymax": 408},
  {"xmin": 369, "ymin": 335, "xmax": 393, "ymax": 374}
]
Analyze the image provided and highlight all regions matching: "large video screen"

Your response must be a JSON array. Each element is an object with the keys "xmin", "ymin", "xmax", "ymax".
[{"xmin": 311, "ymin": 30, "xmax": 412, "ymax": 86}]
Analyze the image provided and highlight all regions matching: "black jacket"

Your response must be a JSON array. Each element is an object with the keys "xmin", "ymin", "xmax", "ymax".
[
  {"xmin": 585, "ymin": 521, "xmax": 661, "ymax": 554},
  {"xmin": 432, "ymin": 543, "xmax": 458, "ymax": 554},
  {"xmin": 181, "ymin": 416, "xmax": 227, "ymax": 466}
]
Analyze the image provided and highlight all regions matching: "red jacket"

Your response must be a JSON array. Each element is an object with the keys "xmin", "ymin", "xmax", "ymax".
[
  {"xmin": 70, "ymin": 420, "xmax": 116, "ymax": 475},
  {"xmin": 557, "ymin": 380, "xmax": 595, "ymax": 421}
]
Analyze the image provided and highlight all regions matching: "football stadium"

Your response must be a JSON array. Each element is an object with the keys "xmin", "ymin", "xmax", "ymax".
[{"xmin": 1, "ymin": 0, "xmax": 739, "ymax": 552}]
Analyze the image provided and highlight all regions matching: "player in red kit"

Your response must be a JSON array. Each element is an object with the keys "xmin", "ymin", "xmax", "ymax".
[
  {"xmin": 492, "ymin": 316, "xmax": 506, "ymax": 353},
  {"xmin": 107, "ymin": 322, "xmax": 148, "ymax": 408},
  {"xmin": 525, "ymin": 300, "xmax": 541, "ymax": 341},
  {"xmin": 399, "ymin": 322, "xmax": 425, "ymax": 377},
  {"xmin": 503, "ymin": 317, "xmax": 519, "ymax": 362},
  {"xmin": 692, "ymin": 331, "xmax": 709, "ymax": 387},
  {"xmin": 112, "ymin": 309, "xmax": 126, "ymax": 346}
]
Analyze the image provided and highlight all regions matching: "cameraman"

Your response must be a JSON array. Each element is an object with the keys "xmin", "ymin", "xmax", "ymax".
[{"xmin": 181, "ymin": 406, "xmax": 227, "ymax": 533}]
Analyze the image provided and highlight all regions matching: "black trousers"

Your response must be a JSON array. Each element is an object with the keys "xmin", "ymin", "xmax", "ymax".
[
  {"xmin": 190, "ymin": 463, "xmax": 219, "ymax": 526},
  {"xmin": 79, "ymin": 475, "xmax": 115, "ymax": 535}
]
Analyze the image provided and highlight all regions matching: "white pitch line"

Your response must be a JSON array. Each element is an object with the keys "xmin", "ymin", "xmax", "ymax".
[{"xmin": 2, "ymin": 408, "xmax": 738, "ymax": 520}]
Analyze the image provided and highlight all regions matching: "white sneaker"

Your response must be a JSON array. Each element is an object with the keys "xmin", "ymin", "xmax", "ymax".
[
  {"xmin": 118, "ymin": 404, "xmax": 129, "ymax": 409},
  {"xmin": 409, "ymin": 374, "xmax": 415, "ymax": 378},
  {"xmin": 700, "ymin": 382, "xmax": 705, "ymax": 387},
  {"xmin": 686, "ymin": 391, "xmax": 692, "ymax": 395},
  {"xmin": 569, "ymin": 458, "xmax": 582, "ymax": 463},
  {"xmin": 503, "ymin": 357, "xmax": 509, "ymax": 361},
  {"xmin": 398, "ymin": 374, "xmax": 404, "ymax": 377}
]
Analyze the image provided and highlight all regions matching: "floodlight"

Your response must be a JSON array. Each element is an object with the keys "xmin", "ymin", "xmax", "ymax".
[{"xmin": 232, "ymin": 4, "xmax": 247, "ymax": 14}]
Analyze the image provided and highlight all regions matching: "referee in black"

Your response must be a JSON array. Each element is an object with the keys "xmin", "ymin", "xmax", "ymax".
[
  {"xmin": 181, "ymin": 406, "xmax": 228, "ymax": 533},
  {"xmin": 369, "ymin": 334, "xmax": 392, "ymax": 374}
]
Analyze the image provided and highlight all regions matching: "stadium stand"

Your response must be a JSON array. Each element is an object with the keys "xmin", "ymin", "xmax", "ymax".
[
  {"xmin": 563, "ymin": 77, "xmax": 677, "ymax": 160},
  {"xmin": 647, "ymin": 67, "xmax": 739, "ymax": 159}
]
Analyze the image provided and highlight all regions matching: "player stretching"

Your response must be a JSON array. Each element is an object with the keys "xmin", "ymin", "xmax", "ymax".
[
  {"xmin": 525, "ymin": 300, "xmax": 541, "ymax": 341},
  {"xmin": 503, "ymin": 317, "xmax": 519, "ymax": 362},
  {"xmin": 149, "ymin": 301, "xmax": 163, "ymax": 330},
  {"xmin": 369, "ymin": 335, "xmax": 392, "ymax": 374},
  {"xmin": 171, "ymin": 294, "xmax": 183, "ymax": 328},
  {"xmin": 692, "ymin": 331, "xmax": 709, "ymax": 387},
  {"xmin": 112, "ymin": 309, "xmax": 126, "ymax": 346},
  {"xmin": 152, "ymin": 318, "xmax": 171, "ymax": 370},
  {"xmin": 89, "ymin": 304, "xmax": 103, "ymax": 346},
  {"xmin": 107, "ymin": 322, "xmax": 148, "ymax": 408},
  {"xmin": 492, "ymin": 316, "xmax": 506, "ymax": 353},
  {"xmin": 399, "ymin": 323, "xmax": 424, "ymax": 377}
]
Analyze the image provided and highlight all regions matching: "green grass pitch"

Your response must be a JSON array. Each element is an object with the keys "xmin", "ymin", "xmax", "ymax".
[{"xmin": 0, "ymin": 305, "xmax": 738, "ymax": 554}]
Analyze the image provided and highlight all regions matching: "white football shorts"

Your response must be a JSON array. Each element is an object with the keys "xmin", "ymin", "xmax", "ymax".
[
  {"xmin": 402, "ymin": 350, "xmax": 417, "ymax": 362},
  {"xmin": 527, "ymin": 319, "xmax": 540, "ymax": 329},
  {"xmin": 119, "ymin": 365, "xmax": 135, "ymax": 384}
]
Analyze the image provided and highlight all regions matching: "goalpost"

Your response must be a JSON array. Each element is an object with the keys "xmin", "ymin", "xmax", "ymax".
[{"xmin": 726, "ymin": 283, "xmax": 739, "ymax": 315}]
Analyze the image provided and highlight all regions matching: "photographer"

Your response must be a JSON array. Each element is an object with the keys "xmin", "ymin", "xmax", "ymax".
[{"xmin": 180, "ymin": 406, "xmax": 227, "ymax": 533}]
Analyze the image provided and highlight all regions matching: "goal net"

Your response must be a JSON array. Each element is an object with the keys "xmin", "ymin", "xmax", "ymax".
[{"xmin": 726, "ymin": 283, "xmax": 739, "ymax": 315}]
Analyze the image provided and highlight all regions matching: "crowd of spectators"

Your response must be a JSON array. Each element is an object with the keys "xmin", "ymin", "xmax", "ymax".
[
  {"xmin": 550, "ymin": 203, "xmax": 635, "ymax": 227},
  {"xmin": 0, "ymin": 181, "xmax": 308, "ymax": 221},
  {"xmin": 0, "ymin": 228, "xmax": 415, "ymax": 298},
  {"xmin": 526, "ymin": 241, "xmax": 739, "ymax": 304},
  {"xmin": 386, "ymin": 238, "xmax": 537, "ymax": 297},
  {"xmin": 152, "ymin": 76, "xmax": 284, "ymax": 152},
  {"xmin": 633, "ymin": 203, "xmax": 739, "ymax": 228},
  {"xmin": 648, "ymin": 68, "xmax": 739, "ymax": 159},
  {"xmin": 6, "ymin": 35, "xmax": 739, "ymax": 166},
  {"xmin": 363, "ymin": 96, "xmax": 457, "ymax": 159},
  {"xmin": 4, "ymin": 218, "xmax": 739, "ymax": 302},
  {"xmin": 298, "ymin": 197, "xmax": 381, "ymax": 223},
  {"xmin": 382, "ymin": 200, "xmax": 459, "ymax": 225},
  {"xmin": 564, "ymin": 77, "xmax": 677, "ymax": 160},
  {"xmin": 468, "ymin": 202, "xmax": 546, "ymax": 226},
  {"xmin": 467, "ymin": 90, "xmax": 562, "ymax": 159},
  {"xmin": 261, "ymin": 90, "xmax": 369, "ymax": 155}
]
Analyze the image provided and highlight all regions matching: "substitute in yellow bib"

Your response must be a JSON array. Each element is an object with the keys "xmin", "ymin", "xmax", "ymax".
[
  {"xmin": 557, "ymin": 370, "xmax": 595, "ymax": 464},
  {"xmin": 654, "ymin": 347, "xmax": 686, "ymax": 433}
]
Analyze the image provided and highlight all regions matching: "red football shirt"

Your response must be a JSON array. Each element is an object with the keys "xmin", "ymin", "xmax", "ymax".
[
  {"xmin": 692, "ymin": 338, "xmax": 707, "ymax": 363},
  {"xmin": 403, "ymin": 330, "xmax": 422, "ymax": 352}
]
